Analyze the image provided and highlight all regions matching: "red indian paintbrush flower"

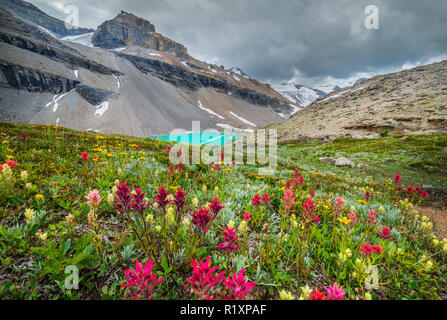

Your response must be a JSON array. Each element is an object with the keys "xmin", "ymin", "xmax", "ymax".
[
  {"xmin": 209, "ymin": 198, "xmax": 224, "ymax": 217},
  {"xmin": 393, "ymin": 174, "xmax": 402, "ymax": 184},
  {"xmin": 115, "ymin": 182, "xmax": 132, "ymax": 215},
  {"xmin": 301, "ymin": 198, "xmax": 319, "ymax": 224},
  {"xmin": 191, "ymin": 207, "xmax": 214, "ymax": 233},
  {"xmin": 218, "ymin": 226, "xmax": 240, "ymax": 255},
  {"xmin": 262, "ymin": 194, "xmax": 270, "ymax": 204},
  {"xmin": 243, "ymin": 211, "xmax": 252, "ymax": 221},
  {"xmin": 365, "ymin": 190, "xmax": 371, "ymax": 201},
  {"xmin": 186, "ymin": 256, "xmax": 224, "ymax": 300},
  {"xmin": 251, "ymin": 194, "xmax": 262, "ymax": 207},
  {"xmin": 5, "ymin": 160, "xmax": 19, "ymax": 168},
  {"xmin": 310, "ymin": 189, "xmax": 315, "ymax": 197},
  {"xmin": 172, "ymin": 188, "xmax": 187, "ymax": 213},
  {"xmin": 121, "ymin": 259, "xmax": 163, "ymax": 300},
  {"xmin": 421, "ymin": 190, "xmax": 429, "ymax": 198},
  {"xmin": 80, "ymin": 152, "xmax": 88, "ymax": 163},
  {"xmin": 378, "ymin": 226, "xmax": 391, "ymax": 240},
  {"xmin": 222, "ymin": 268, "xmax": 256, "ymax": 300},
  {"xmin": 360, "ymin": 242, "xmax": 383, "ymax": 257},
  {"xmin": 309, "ymin": 287, "xmax": 326, "ymax": 300},
  {"xmin": 154, "ymin": 186, "xmax": 170, "ymax": 208},
  {"xmin": 131, "ymin": 188, "xmax": 151, "ymax": 214}
]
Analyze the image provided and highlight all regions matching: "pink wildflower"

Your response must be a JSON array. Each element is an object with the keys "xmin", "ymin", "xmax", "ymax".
[
  {"xmin": 121, "ymin": 259, "xmax": 163, "ymax": 300},
  {"xmin": 86, "ymin": 189, "xmax": 102, "ymax": 209},
  {"xmin": 222, "ymin": 268, "xmax": 256, "ymax": 300},
  {"xmin": 333, "ymin": 197, "xmax": 344, "ymax": 215},
  {"xmin": 310, "ymin": 189, "xmax": 315, "ymax": 197},
  {"xmin": 186, "ymin": 256, "xmax": 224, "ymax": 300},
  {"xmin": 367, "ymin": 209, "xmax": 377, "ymax": 225},
  {"xmin": 281, "ymin": 189, "xmax": 295, "ymax": 214},
  {"xmin": 324, "ymin": 282, "xmax": 346, "ymax": 300}
]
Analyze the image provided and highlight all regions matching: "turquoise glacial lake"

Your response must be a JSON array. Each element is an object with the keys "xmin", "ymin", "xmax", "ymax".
[{"xmin": 151, "ymin": 132, "xmax": 239, "ymax": 146}]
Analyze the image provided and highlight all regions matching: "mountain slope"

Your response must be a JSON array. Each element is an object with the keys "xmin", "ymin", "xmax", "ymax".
[
  {"xmin": 0, "ymin": 0, "xmax": 94, "ymax": 37},
  {"xmin": 0, "ymin": 2, "xmax": 297, "ymax": 136},
  {"xmin": 273, "ymin": 60, "xmax": 447, "ymax": 142}
]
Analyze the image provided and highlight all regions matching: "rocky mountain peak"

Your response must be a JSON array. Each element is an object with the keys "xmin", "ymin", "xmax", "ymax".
[
  {"xmin": 114, "ymin": 11, "xmax": 156, "ymax": 33},
  {"xmin": 91, "ymin": 11, "xmax": 188, "ymax": 59}
]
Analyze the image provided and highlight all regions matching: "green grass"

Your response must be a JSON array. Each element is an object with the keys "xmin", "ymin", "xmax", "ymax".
[{"xmin": 278, "ymin": 134, "xmax": 447, "ymax": 190}]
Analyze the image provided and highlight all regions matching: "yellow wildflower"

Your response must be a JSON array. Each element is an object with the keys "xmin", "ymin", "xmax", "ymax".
[
  {"xmin": 279, "ymin": 290, "xmax": 294, "ymax": 300},
  {"xmin": 35, "ymin": 194, "xmax": 44, "ymax": 200},
  {"xmin": 227, "ymin": 220, "xmax": 235, "ymax": 229},
  {"xmin": 338, "ymin": 217, "xmax": 351, "ymax": 224},
  {"xmin": 24, "ymin": 208, "xmax": 35, "ymax": 223}
]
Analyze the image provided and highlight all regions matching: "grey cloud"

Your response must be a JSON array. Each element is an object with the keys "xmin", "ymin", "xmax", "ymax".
[{"xmin": 29, "ymin": 0, "xmax": 447, "ymax": 85}]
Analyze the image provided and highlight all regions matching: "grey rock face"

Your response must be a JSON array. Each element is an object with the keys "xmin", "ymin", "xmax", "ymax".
[
  {"xmin": 335, "ymin": 157, "xmax": 355, "ymax": 168},
  {"xmin": 0, "ymin": 60, "xmax": 79, "ymax": 94},
  {"xmin": 92, "ymin": 11, "xmax": 188, "ymax": 59}
]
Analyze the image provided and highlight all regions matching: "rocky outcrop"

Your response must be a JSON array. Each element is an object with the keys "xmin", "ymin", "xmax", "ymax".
[
  {"xmin": 92, "ymin": 11, "xmax": 188, "ymax": 59},
  {"xmin": 0, "ymin": 61, "xmax": 118, "ymax": 107},
  {"xmin": 75, "ymin": 85, "xmax": 119, "ymax": 105},
  {"xmin": 0, "ymin": 0, "xmax": 94, "ymax": 37},
  {"xmin": 0, "ymin": 60, "xmax": 79, "ymax": 94}
]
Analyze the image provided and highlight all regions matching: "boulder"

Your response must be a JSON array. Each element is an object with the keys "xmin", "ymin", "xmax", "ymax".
[
  {"xmin": 335, "ymin": 157, "xmax": 355, "ymax": 168},
  {"xmin": 319, "ymin": 157, "xmax": 336, "ymax": 164}
]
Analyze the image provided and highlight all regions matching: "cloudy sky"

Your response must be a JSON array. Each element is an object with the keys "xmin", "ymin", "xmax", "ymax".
[{"xmin": 29, "ymin": 0, "xmax": 447, "ymax": 87}]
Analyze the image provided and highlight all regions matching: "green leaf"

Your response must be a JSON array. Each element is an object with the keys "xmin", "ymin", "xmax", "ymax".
[
  {"xmin": 161, "ymin": 255, "xmax": 172, "ymax": 274},
  {"xmin": 63, "ymin": 239, "xmax": 71, "ymax": 256}
]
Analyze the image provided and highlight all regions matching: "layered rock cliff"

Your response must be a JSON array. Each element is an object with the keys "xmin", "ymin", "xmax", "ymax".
[{"xmin": 92, "ymin": 11, "xmax": 188, "ymax": 59}]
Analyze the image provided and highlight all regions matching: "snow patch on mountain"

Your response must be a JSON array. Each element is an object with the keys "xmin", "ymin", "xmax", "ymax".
[
  {"xmin": 61, "ymin": 32, "xmax": 94, "ymax": 47},
  {"xmin": 94, "ymin": 101, "xmax": 109, "ymax": 117},
  {"xmin": 229, "ymin": 111, "xmax": 256, "ymax": 127},
  {"xmin": 198, "ymin": 101, "xmax": 225, "ymax": 119}
]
